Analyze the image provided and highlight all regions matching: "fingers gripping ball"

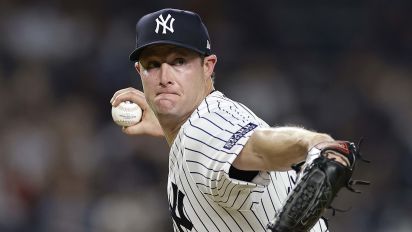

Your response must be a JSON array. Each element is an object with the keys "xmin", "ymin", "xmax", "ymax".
[{"xmin": 111, "ymin": 101, "xmax": 142, "ymax": 127}]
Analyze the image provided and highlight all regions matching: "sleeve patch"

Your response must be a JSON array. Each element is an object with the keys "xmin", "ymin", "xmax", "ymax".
[{"xmin": 223, "ymin": 122, "xmax": 257, "ymax": 149}]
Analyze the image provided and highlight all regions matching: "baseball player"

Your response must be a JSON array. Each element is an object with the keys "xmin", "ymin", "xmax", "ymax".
[{"xmin": 111, "ymin": 8, "xmax": 364, "ymax": 232}]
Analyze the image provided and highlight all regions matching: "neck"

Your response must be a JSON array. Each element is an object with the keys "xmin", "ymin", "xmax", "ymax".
[
  {"xmin": 158, "ymin": 112, "xmax": 192, "ymax": 146},
  {"xmin": 160, "ymin": 85, "xmax": 215, "ymax": 146}
]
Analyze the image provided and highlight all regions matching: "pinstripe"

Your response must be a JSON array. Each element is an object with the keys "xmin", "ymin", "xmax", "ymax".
[
  {"xmin": 237, "ymin": 211, "xmax": 255, "ymax": 231},
  {"xmin": 184, "ymin": 169, "xmax": 240, "ymax": 232},
  {"xmin": 167, "ymin": 91, "xmax": 328, "ymax": 232},
  {"xmin": 249, "ymin": 202, "xmax": 266, "ymax": 231},
  {"xmin": 204, "ymin": 96, "xmax": 211, "ymax": 113},
  {"xmin": 217, "ymin": 178, "xmax": 229, "ymax": 191},
  {"xmin": 260, "ymin": 198, "xmax": 270, "ymax": 222},
  {"xmin": 195, "ymin": 112, "xmax": 236, "ymax": 133},
  {"xmin": 173, "ymin": 158, "xmax": 207, "ymax": 231},
  {"xmin": 184, "ymin": 133, "xmax": 238, "ymax": 155},
  {"xmin": 270, "ymin": 176, "xmax": 283, "ymax": 208},
  {"xmin": 185, "ymin": 147, "xmax": 230, "ymax": 164},
  {"xmin": 176, "ymin": 177, "xmax": 206, "ymax": 231},
  {"xmin": 180, "ymin": 162, "xmax": 220, "ymax": 231},
  {"xmin": 184, "ymin": 154, "xmax": 264, "ymax": 232},
  {"xmin": 189, "ymin": 119, "xmax": 227, "ymax": 142},
  {"xmin": 265, "ymin": 177, "xmax": 278, "ymax": 213}
]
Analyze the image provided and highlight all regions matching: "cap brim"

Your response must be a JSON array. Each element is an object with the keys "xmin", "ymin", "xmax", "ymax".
[{"xmin": 129, "ymin": 40, "xmax": 207, "ymax": 61}]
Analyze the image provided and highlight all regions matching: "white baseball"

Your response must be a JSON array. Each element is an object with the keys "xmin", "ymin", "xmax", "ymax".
[{"xmin": 111, "ymin": 101, "xmax": 142, "ymax": 127}]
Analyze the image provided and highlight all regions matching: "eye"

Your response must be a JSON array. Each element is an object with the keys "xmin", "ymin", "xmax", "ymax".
[
  {"xmin": 145, "ymin": 61, "xmax": 161, "ymax": 70},
  {"xmin": 172, "ymin": 58, "xmax": 186, "ymax": 66}
]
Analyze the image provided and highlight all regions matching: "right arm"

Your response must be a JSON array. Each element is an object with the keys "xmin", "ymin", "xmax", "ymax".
[{"xmin": 233, "ymin": 127, "xmax": 334, "ymax": 172}]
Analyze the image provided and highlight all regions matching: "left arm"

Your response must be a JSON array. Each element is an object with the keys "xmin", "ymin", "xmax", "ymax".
[{"xmin": 232, "ymin": 127, "xmax": 335, "ymax": 171}]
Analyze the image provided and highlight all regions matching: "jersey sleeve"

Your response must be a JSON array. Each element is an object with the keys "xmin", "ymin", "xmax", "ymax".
[{"xmin": 183, "ymin": 102, "xmax": 271, "ymax": 210}]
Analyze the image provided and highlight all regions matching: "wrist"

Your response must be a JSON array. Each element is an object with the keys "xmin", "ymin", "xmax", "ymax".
[{"xmin": 308, "ymin": 133, "xmax": 334, "ymax": 149}]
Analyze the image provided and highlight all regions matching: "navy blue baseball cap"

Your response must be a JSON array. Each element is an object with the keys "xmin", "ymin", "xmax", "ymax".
[{"xmin": 129, "ymin": 8, "xmax": 212, "ymax": 61}]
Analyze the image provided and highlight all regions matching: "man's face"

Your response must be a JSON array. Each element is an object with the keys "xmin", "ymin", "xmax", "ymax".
[{"xmin": 136, "ymin": 45, "xmax": 216, "ymax": 120}]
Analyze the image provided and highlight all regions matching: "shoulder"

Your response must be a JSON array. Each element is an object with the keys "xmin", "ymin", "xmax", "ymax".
[
  {"xmin": 181, "ymin": 91, "xmax": 269, "ymax": 139},
  {"xmin": 195, "ymin": 90, "xmax": 259, "ymax": 120}
]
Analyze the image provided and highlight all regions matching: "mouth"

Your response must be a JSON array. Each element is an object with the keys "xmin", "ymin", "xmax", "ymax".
[{"xmin": 156, "ymin": 91, "xmax": 179, "ymax": 96}]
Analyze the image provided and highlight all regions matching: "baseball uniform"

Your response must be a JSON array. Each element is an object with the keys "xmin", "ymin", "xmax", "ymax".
[{"xmin": 167, "ymin": 91, "xmax": 328, "ymax": 232}]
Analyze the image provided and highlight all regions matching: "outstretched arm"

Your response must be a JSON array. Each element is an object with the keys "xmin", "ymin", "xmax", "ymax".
[
  {"xmin": 110, "ymin": 87, "xmax": 164, "ymax": 137},
  {"xmin": 233, "ymin": 127, "xmax": 348, "ymax": 171}
]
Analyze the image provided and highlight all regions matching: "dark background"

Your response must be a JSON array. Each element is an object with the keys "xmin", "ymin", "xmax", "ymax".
[{"xmin": 0, "ymin": 0, "xmax": 411, "ymax": 231}]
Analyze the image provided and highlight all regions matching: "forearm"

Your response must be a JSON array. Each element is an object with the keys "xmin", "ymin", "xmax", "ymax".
[{"xmin": 233, "ymin": 127, "xmax": 334, "ymax": 171}]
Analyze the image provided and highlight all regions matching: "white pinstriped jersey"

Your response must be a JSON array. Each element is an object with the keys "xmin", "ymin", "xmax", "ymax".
[{"xmin": 167, "ymin": 91, "xmax": 328, "ymax": 232}]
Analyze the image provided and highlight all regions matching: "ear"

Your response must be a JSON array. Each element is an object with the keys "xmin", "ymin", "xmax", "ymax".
[
  {"xmin": 203, "ymin": 55, "xmax": 217, "ymax": 78},
  {"xmin": 135, "ymin": 62, "xmax": 141, "ymax": 76}
]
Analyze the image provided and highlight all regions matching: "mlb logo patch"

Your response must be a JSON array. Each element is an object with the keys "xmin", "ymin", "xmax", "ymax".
[{"xmin": 224, "ymin": 123, "xmax": 257, "ymax": 149}]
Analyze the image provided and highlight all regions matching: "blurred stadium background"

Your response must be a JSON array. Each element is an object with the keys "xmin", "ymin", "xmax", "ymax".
[{"xmin": 0, "ymin": 0, "xmax": 411, "ymax": 231}]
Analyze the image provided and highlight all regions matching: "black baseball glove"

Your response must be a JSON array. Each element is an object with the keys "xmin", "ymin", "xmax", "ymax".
[{"xmin": 267, "ymin": 140, "xmax": 369, "ymax": 232}]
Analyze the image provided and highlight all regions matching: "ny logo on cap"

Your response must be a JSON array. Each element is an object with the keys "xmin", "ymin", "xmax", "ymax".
[{"xmin": 155, "ymin": 14, "xmax": 175, "ymax": 34}]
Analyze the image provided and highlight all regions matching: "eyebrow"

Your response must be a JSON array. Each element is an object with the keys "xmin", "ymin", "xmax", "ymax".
[{"xmin": 141, "ymin": 46, "xmax": 193, "ymax": 59}]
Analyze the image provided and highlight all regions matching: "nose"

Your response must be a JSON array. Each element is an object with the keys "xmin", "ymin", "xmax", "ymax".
[{"xmin": 159, "ymin": 62, "xmax": 174, "ymax": 86}]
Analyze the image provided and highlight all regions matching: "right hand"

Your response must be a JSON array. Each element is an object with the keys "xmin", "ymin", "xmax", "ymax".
[{"xmin": 110, "ymin": 87, "xmax": 164, "ymax": 137}]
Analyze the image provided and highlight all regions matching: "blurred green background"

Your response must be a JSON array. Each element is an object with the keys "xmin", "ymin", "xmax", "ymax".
[{"xmin": 0, "ymin": 0, "xmax": 411, "ymax": 231}]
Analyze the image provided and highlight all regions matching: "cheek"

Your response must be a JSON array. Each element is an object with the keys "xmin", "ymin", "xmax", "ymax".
[
  {"xmin": 141, "ymin": 77, "xmax": 156, "ymax": 97},
  {"xmin": 181, "ymin": 74, "xmax": 199, "ymax": 92},
  {"xmin": 182, "ymin": 75, "xmax": 205, "ymax": 99},
  {"xmin": 142, "ymin": 69, "xmax": 149, "ymax": 76},
  {"xmin": 141, "ymin": 74, "xmax": 155, "ymax": 87}
]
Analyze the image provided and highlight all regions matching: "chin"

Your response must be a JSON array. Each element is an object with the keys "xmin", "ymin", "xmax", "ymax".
[{"xmin": 154, "ymin": 102, "xmax": 178, "ymax": 115}]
